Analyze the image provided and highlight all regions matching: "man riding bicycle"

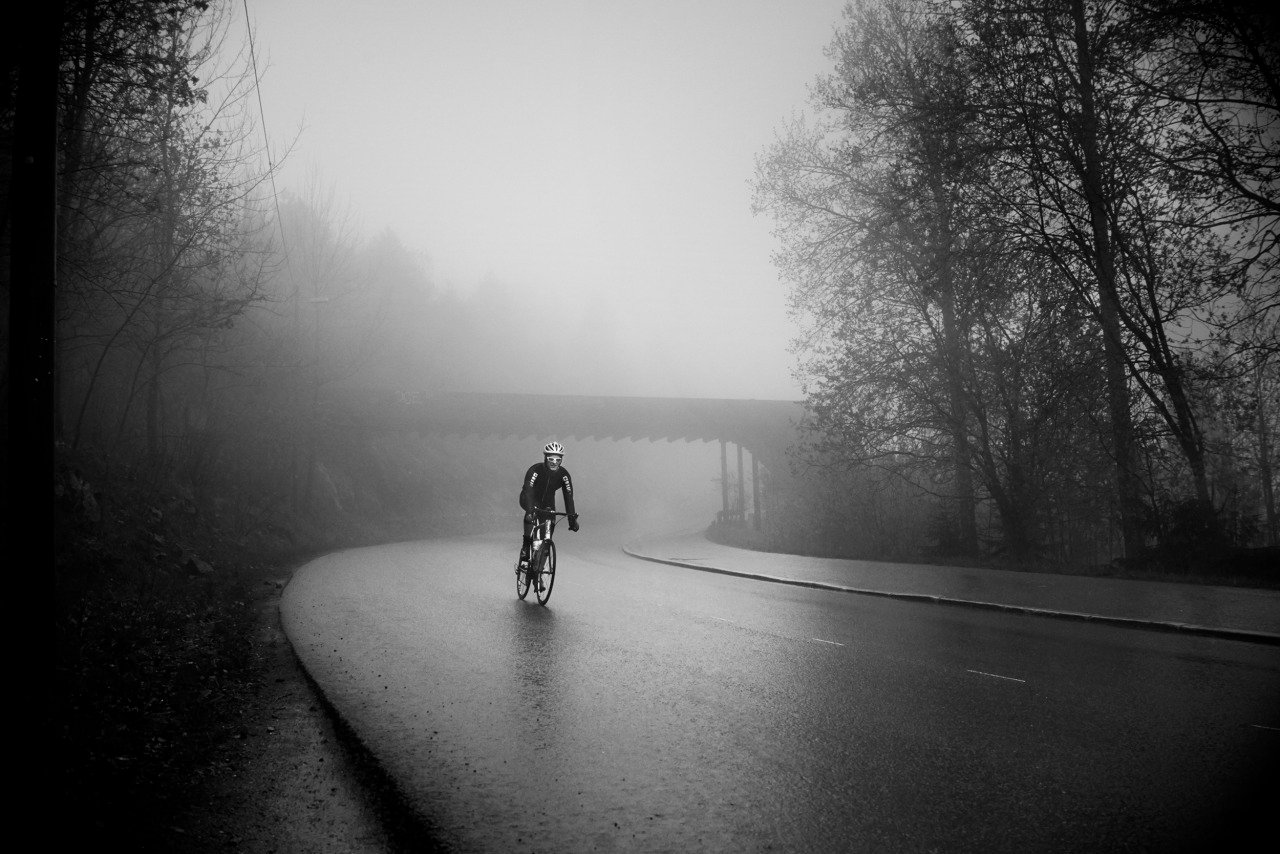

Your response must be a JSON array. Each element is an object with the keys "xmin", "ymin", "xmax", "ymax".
[{"xmin": 519, "ymin": 441, "xmax": 579, "ymax": 573}]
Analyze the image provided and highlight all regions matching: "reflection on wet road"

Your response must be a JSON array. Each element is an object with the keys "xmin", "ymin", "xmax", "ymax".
[{"xmin": 282, "ymin": 530, "xmax": 1279, "ymax": 852}]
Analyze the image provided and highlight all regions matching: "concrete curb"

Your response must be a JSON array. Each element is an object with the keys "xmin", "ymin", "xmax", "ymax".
[{"xmin": 622, "ymin": 545, "xmax": 1280, "ymax": 647}]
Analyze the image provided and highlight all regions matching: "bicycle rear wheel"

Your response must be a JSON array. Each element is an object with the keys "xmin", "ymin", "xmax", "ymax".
[
  {"xmin": 535, "ymin": 540, "xmax": 556, "ymax": 604},
  {"xmin": 515, "ymin": 552, "xmax": 531, "ymax": 599}
]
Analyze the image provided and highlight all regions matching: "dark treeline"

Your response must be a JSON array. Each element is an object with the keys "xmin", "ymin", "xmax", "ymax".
[
  {"xmin": 8, "ymin": 0, "xmax": 1278, "ymax": 565},
  {"xmin": 753, "ymin": 0, "xmax": 1278, "ymax": 573},
  {"xmin": 19, "ymin": 4, "xmax": 648, "ymax": 839},
  {"xmin": 14, "ymin": 2, "xmax": 1277, "ymax": 841},
  {"xmin": 15, "ymin": 0, "xmax": 629, "ymax": 546}
]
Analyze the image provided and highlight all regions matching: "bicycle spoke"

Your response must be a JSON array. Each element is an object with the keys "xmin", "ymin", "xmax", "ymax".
[
  {"xmin": 515, "ymin": 551, "xmax": 531, "ymax": 599},
  {"xmin": 535, "ymin": 540, "xmax": 556, "ymax": 604}
]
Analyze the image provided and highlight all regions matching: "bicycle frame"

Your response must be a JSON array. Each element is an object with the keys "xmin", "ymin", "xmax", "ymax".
[
  {"xmin": 518, "ymin": 509, "xmax": 570, "ymax": 605},
  {"xmin": 529, "ymin": 510, "xmax": 562, "ymax": 554}
]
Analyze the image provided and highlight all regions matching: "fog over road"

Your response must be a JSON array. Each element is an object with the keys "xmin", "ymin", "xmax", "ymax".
[{"xmin": 282, "ymin": 528, "xmax": 1278, "ymax": 852}]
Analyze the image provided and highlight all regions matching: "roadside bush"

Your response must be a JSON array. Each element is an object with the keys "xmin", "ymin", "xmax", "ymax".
[{"xmin": 53, "ymin": 453, "xmax": 266, "ymax": 846}]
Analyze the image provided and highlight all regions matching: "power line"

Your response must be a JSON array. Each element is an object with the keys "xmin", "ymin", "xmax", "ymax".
[{"xmin": 241, "ymin": 0, "xmax": 289, "ymax": 268}]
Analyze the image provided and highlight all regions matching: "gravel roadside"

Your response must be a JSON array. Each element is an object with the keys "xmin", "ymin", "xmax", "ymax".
[{"xmin": 164, "ymin": 587, "xmax": 444, "ymax": 853}]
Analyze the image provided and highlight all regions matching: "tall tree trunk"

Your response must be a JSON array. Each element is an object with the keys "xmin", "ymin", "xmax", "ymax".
[
  {"xmin": 927, "ymin": 170, "xmax": 979, "ymax": 555},
  {"xmin": 1162, "ymin": 366, "xmax": 1215, "ymax": 516},
  {"xmin": 146, "ymin": 23, "xmax": 181, "ymax": 462},
  {"xmin": 975, "ymin": 436, "xmax": 1034, "ymax": 560},
  {"xmin": 1071, "ymin": 0, "xmax": 1145, "ymax": 559},
  {"xmin": 938, "ymin": 286, "xmax": 979, "ymax": 554},
  {"xmin": 52, "ymin": 5, "xmax": 99, "ymax": 443},
  {"xmin": 1132, "ymin": 245, "xmax": 1218, "ymax": 530},
  {"xmin": 146, "ymin": 347, "xmax": 161, "ymax": 460},
  {"xmin": 1259, "ymin": 357, "xmax": 1278, "ymax": 546}
]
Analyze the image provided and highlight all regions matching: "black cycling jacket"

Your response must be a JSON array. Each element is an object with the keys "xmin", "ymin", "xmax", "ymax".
[{"xmin": 520, "ymin": 462, "xmax": 576, "ymax": 515}]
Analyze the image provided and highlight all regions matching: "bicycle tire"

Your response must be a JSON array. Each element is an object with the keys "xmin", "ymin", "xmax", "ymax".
[
  {"xmin": 535, "ymin": 540, "xmax": 556, "ymax": 604},
  {"xmin": 515, "ymin": 552, "xmax": 532, "ymax": 599}
]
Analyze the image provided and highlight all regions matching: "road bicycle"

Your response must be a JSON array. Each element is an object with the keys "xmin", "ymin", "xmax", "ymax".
[{"xmin": 515, "ymin": 509, "xmax": 569, "ymax": 605}]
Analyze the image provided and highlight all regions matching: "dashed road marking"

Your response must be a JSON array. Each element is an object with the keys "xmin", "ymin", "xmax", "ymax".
[
  {"xmin": 811, "ymin": 638, "xmax": 845, "ymax": 647},
  {"xmin": 710, "ymin": 616, "xmax": 735, "ymax": 624},
  {"xmin": 966, "ymin": 669, "xmax": 1026, "ymax": 683},
  {"xmin": 1249, "ymin": 724, "xmax": 1280, "ymax": 732}
]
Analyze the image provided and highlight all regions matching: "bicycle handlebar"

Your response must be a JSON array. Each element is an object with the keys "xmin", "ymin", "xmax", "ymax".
[{"xmin": 531, "ymin": 509, "xmax": 573, "ymax": 517}]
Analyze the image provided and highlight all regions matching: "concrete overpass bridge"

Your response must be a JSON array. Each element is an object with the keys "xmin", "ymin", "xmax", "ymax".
[{"xmin": 335, "ymin": 389, "xmax": 808, "ymax": 528}]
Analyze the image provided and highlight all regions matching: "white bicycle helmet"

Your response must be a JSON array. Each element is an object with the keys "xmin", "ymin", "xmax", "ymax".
[{"xmin": 544, "ymin": 441, "xmax": 565, "ymax": 456}]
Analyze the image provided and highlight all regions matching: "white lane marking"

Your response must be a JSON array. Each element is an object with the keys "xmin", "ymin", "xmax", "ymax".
[
  {"xmin": 1249, "ymin": 724, "xmax": 1280, "ymax": 732},
  {"xmin": 708, "ymin": 617, "xmax": 844, "ymax": 648},
  {"xmin": 967, "ymin": 669, "xmax": 1026, "ymax": 683}
]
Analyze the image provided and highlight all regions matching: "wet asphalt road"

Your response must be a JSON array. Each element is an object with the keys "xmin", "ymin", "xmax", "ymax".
[{"xmin": 281, "ymin": 529, "xmax": 1280, "ymax": 853}]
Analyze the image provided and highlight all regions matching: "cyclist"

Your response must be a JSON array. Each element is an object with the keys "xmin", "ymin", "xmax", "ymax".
[{"xmin": 519, "ymin": 441, "xmax": 580, "ymax": 580}]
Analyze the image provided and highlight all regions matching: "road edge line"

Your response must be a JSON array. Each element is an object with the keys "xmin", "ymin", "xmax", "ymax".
[{"xmin": 621, "ymin": 545, "xmax": 1280, "ymax": 646}]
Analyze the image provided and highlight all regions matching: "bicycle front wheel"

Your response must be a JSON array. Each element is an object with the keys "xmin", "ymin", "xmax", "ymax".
[
  {"xmin": 515, "ymin": 552, "xmax": 531, "ymax": 600},
  {"xmin": 535, "ymin": 540, "xmax": 556, "ymax": 604}
]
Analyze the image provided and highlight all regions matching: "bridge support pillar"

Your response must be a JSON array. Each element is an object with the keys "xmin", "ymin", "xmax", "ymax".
[
  {"xmin": 720, "ymin": 439, "xmax": 729, "ymax": 518},
  {"xmin": 737, "ymin": 444, "xmax": 746, "ymax": 520},
  {"xmin": 752, "ymin": 453, "xmax": 761, "ymax": 530}
]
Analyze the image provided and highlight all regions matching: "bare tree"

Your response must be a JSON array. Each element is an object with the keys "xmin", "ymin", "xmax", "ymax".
[
  {"xmin": 755, "ymin": 2, "xmax": 980, "ymax": 554},
  {"xmin": 56, "ymin": 0, "xmax": 278, "ymax": 467},
  {"xmin": 755, "ymin": 0, "xmax": 1115, "ymax": 561},
  {"xmin": 943, "ymin": 0, "xmax": 1280, "ymax": 554}
]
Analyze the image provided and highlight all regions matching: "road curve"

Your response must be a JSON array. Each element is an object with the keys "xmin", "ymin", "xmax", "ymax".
[{"xmin": 282, "ymin": 531, "xmax": 1280, "ymax": 853}]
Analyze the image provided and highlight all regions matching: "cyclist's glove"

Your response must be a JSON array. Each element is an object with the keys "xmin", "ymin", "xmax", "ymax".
[
  {"xmin": 524, "ymin": 511, "xmax": 536, "ymax": 524},
  {"xmin": 568, "ymin": 514, "xmax": 580, "ymax": 532}
]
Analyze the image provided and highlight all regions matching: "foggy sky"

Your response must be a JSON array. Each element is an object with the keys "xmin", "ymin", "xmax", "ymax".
[{"xmin": 245, "ymin": 0, "xmax": 847, "ymax": 400}]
